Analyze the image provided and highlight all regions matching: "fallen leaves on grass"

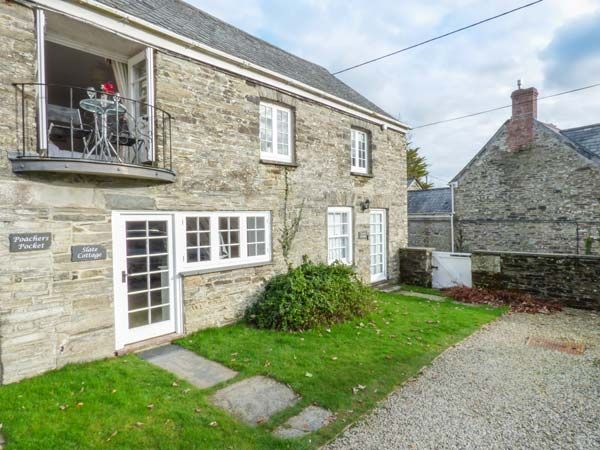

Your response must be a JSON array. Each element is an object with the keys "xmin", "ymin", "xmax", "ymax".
[
  {"xmin": 352, "ymin": 384, "xmax": 366, "ymax": 394},
  {"xmin": 442, "ymin": 286, "xmax": 562, "ymax": 313}
]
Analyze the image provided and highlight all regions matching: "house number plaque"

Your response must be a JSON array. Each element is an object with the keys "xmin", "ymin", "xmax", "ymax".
[
  {"xmin": 358, "ymin": 231, "xmax": 369, "ymax": 240},
  {"xmin": 9, "ymin": 233, "xmax": 52, "ymax": 252},
  {"xmin": 71, "ymin": 245, "xmax": 107, "ymax": 262}
]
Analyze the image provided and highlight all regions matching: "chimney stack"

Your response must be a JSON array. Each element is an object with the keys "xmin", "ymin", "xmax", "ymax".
[{"xmin": 507, "ymin": 83, "xmax": 538, "ymax": 151}]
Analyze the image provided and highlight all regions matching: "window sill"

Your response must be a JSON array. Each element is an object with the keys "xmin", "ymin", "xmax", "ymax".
[
  {"xmin": 260, "ymin": 159, "xmax": 298, "ymax": 168},
  {"xmin": 350, "ymin": 171, "xmax": 373, "ymax": 178},
  {"xmin": 179, "ymin": 260, "xmax": 273, "ymax": 277}
]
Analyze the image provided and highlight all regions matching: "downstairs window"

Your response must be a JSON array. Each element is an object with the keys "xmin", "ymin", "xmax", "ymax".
[{"xmin": 179, "ymin": 211, "xmax": 271, "ymax": 271}]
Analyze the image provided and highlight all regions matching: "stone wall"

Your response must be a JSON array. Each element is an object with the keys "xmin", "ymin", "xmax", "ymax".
[
  {"xmin": 0, "ymin": 3, "xmax": 407, "ymax": 383},
  {"xmin": 454, "ymin": 121, "xmax": 600, "ymax": 255},
  {"xmin": 398, "ymin": 247, "xmax": 433, "ymax": 287},
  {"xmin": 472, "ymin": 251, "xmax": 600, "ymax": 310},
  {"xmin": 408, "ymin": 215, "xmax": 452, "ymax": 251}
]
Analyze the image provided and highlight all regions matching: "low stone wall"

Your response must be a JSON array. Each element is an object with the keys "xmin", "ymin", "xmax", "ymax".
[
  {"xmin": 472, "ymin": 251, "xmax": 600, "ymax": 310},
  {"xmin": 399, "ymin": 247, "xmax": 433, "ymax": 287},
  {"xmin": 408, "ymin": 216, "xmax": 452, "ymax": 251}
]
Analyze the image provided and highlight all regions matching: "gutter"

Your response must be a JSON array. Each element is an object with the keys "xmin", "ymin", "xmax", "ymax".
[
  {"xmin": 449, "ymin": 181, "xmax": 458, "ymax": 252},
  {"xmin": 24, "ymin": 0, "xmax": 411, "ymax": 133}
]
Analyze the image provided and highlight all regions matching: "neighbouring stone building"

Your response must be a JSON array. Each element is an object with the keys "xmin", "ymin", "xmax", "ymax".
[
  {"xmin": 0, "ymin": 0, "xmax": 409, "ymax": 383},
  {"xmin": 407, "ymin": 187, "xmax": 452, "ymax": 251},
  {"xmin": 452, "ymin": 85, "xmax": 600, "ymax": 255}
]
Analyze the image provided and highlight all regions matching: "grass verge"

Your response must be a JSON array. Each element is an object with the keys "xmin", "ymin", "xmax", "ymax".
[
  {"xmin": 178, "ymin": 292, "xmax": 504, "ymax": 446},
  {"xmin": 0, "ymin": 292, "xmax": 503, "ymax": 449}
]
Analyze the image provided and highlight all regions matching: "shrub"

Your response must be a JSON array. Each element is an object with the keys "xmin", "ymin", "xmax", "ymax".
[{"xmin": 246, "ymin": 259, "xmax": 375, "ymax": 331}]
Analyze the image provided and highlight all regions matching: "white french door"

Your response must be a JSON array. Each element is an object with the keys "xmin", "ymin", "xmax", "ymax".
[
  {"xmin": 128, "ymin": 48, "xmax": 155, "ymax": 162},
  {"xmin": 113, "ymin": 214, "xmax": 176, "ymax": 349},
  {"xmin": 370, "ymin": 209, "xmax": 387, "ymax": 283}
]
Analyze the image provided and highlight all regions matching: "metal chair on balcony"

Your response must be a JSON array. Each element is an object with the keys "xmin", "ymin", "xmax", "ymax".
[{"xmin": 47, "ymin": 104, "xmax": 93, "ymax": 158}]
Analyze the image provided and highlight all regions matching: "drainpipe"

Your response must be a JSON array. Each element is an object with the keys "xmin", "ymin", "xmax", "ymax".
[{"xmin": 449, "ymin": 181, "xmax": 458, "ymax": 253}]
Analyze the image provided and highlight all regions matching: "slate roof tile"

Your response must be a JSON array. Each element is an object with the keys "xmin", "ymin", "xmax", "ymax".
[
  {"xmin": 408, "ymin": 188, "xmax": 452, "ymax": 214},
  {"xmin": 95, "ymin": 0, "xmax": 395, "ymax": 119}
]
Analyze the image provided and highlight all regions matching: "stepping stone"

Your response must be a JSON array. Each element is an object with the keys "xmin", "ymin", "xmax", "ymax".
[
  {"xmin": 273, "ymin": 405, "xmax": 335, "ymax": 438},
  {"xmin": 211, "ymin": 376, "xmax": 300, "ymax": 426},
  {"xmin": 397, "ymin": 290, "xmax": 446, "ymax": 302},
  {"xmin": 139, "ymin": 345, "xmax": 237, "ymax": 389}
]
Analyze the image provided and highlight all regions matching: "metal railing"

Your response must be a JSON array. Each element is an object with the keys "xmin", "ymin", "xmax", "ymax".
[{"xmin": 13, "ymin": 83, "xmax": 173, "ymax": 171}]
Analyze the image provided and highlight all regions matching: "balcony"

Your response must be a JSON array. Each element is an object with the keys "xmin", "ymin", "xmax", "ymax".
[{"xmin": 10, "ymin": 83, "xmax": 175, "ymax": 183}]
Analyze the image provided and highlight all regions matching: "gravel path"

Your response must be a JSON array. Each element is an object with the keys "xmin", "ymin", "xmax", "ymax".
[{"xmin": 326, "ymin": 308, "xmax": 600, "ymax": 450}]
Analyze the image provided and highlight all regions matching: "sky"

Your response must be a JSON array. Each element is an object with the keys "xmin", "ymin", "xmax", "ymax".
[{"xmin": 186, "ymin": 0, "xmax": 600, "ymax": 186}]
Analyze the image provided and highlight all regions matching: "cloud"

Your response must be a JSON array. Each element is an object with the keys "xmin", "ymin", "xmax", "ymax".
[
  {"xmin": 186, "ymin": 0, "xmax": 600, "ymax": 185},
  {"xmin": 542, "ymin": 11, "xmax": 600, "ymax": 89}
]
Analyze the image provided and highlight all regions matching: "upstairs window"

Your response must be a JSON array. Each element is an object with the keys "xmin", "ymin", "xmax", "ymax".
[
  {"xmin": 351, "ymin": 129, "xmax": 369, "ymax": 174},
  {"xmin": 180, "ymin": 212, "xmax": 271, "ymax": 271},
  {"xmin": 260, "ymin": 101, "xmax": 293, "ymax": 163}
]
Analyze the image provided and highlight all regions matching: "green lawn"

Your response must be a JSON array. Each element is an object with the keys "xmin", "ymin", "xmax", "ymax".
[
  {"xmin": 177, "ymin": 292, "xmax": 504, "ymax": 446},
  {"xmin": 0, "ymin": 292, "xmax": 503, "ymax": 449}
]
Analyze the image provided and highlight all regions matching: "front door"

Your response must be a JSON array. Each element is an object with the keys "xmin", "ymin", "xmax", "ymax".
[
  {"xmin": 113, "ymin": 214, "xmax": 176, "ymax": 348},
  {"xmin": 370, "ymin": 209, "xmax": 387, "ymax": 283}
]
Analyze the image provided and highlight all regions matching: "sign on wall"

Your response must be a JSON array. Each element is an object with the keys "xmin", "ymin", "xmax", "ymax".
[
  {"xmin": 358, "ymin": 231, "xmax": 369, "ymax": 240},
  {"xmin": 71, "ymin": 245, "xmax": 107, "ymax": 262},
  {"xmin": 9, "ymin": 233, "xmax": 52, "ymax": 252}
]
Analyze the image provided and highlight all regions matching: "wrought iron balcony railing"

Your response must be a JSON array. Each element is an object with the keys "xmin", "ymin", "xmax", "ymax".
[{"xmin": 11, "ymin": 83, "xmax": 174, "ymax": 182}]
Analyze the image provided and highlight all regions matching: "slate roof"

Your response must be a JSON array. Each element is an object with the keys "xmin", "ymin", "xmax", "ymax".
[
  {"xmin": 94, "ymin": 0, "xmax": 396, "ymax": 120},
  {"xmin": 408, "ymin": 188, "xmax": 452, "ymax": 214},
  {"xmin": 561, "ymin": 123, "xmax": 600, "ymax": 159}
]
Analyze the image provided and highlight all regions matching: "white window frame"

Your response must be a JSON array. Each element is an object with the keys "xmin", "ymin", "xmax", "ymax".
[
  {"xmin": 259, "ymin": 101, "xmax": 293, "ymax": 163},
  {"xmin": 35, "ymin": 9, "xmax": 48, "ymax": 152},
  {"xmin": 327, "ymin": 207, "xmax": 353, "ymax": 265},
  {"xmin": 177, "ymin": 211, "xmax": 271, "ymax": 272},
  {"xmin": 351, "ymin": 128, "xmax": 369, "ymax": 174},
  {"xmin": 128, "ymin": 48, "xmax": 155, "ymax": 162}
]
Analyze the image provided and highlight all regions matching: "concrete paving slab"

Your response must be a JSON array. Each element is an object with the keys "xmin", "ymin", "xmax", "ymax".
[
  {"xmin": 139, "ymin": 345, "xmax": 237, "ymax": 389},
  {"xmin": 397, "ymin": 290, "xmax": 446, "ymax": 302},
  {"xmin": 211, "ymin": 376, "xmax": 300, "ymax": 425},
  {"xmin": 274, "ymin": 405, "xmax": 335, "ymax": 438}
]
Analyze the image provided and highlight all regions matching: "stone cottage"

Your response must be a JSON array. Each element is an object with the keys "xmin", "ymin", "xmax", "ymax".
[
  {"xmin": 0, "ymin": 0, "xmax": 410, "ymax": 383},
  {"xmin": 452, "ymin": 85, "xmax": 600, "ymax": 254},
  {"xmin": 407, "ymin": 187, "xmax": 452, "ymax": 251}
]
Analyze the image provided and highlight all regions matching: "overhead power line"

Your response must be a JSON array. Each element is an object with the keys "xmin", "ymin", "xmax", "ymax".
[
  {"xmin": 332, "ymin": 0, "xmax": 544, "ymax": 75},
  {"xmin": 411, "ymin": 82, "xmax": 600, "ymax": 129}
]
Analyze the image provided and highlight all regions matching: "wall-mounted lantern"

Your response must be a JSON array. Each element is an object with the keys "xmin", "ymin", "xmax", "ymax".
[{"xmin": 360, "ymin": 198, "xmax": 370, "ymax": 212}]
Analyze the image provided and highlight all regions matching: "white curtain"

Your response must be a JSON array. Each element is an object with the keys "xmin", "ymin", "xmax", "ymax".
[
  {"xmin": 111, "ymin": 60, "xmax": 129, "ymax": 99},
  {"xmin": 111, "ymin": 59, "xmax": 136, "ymax": 161}
]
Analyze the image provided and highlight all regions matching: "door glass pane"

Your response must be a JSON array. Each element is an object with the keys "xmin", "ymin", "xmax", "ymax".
[
  {"xmin": 150, "ymin": 288, "xmax": 169, "ymax": 306},
  {"xmin": 127, "ymin": 256, "xmax": 147, "ymax": 275},
  {"xmin": 148, "ymin": 221, "xmax": 167, "ymax": 236},
  {"xmin": 149, "ymin": 254, "xmax": 168, "ymax": 272},
  {"xmin": 124, "ymin": 219, "xmax": 171, "ymax": 330},
  {"xmin": 127, "ymin": 239, "xmax": 147, "ymax": 256},
  {"xmin": 128, "ymin": 292, "xmax": 148, "ymax": 311},
  {"xmin": 149, "ymin": 238, "xmax": 167, "ymax": 254},
  {"xmin": 127, "ymin": 274, "xmax": 148, "ymax": 293},
  {"xmin": 151, "ymin": 306, "xmax": 170, "ymax": 324},
  {"xmin": 126, "ymin": 221, "xmax": 146, "ymax": 237},
  {"xmin": 129, "ymin": 310, "xmax": 149, "ymax": 329},
  {"xmin": 149, "ymin": 272, "xmax": 167, "ymax": 289}
]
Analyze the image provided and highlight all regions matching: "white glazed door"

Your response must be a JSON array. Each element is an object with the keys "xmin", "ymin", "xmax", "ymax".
[
  {"xmin": 370, "ymin": 210, "xmax": 387, "ymax": 283},
  {"xmin": 113, "ymin": 214, "xmax": 175, "ymax": 348}
]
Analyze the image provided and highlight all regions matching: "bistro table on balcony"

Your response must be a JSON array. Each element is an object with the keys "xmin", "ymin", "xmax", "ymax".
[{"xmin": 79, "ymin": 94, "xmax": 128, "ymax": 162}]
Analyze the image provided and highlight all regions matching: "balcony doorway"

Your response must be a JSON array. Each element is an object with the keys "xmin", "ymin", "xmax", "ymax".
[{"xmin": 42, "ymin": 11, "xmax": 154, "ymax": 165}]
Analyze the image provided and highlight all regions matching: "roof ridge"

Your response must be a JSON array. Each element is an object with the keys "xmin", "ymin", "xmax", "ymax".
[
  {"xmin": 171, "ymin": 0, "xmax": 333, "ymax": 75},
  {"xmin": 561, "ymin": 123, "xmax": 600, "ymax": 132},
  {"xmin": 411, "ymin": 186, "xmax": 450, "ymax": 191}
]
